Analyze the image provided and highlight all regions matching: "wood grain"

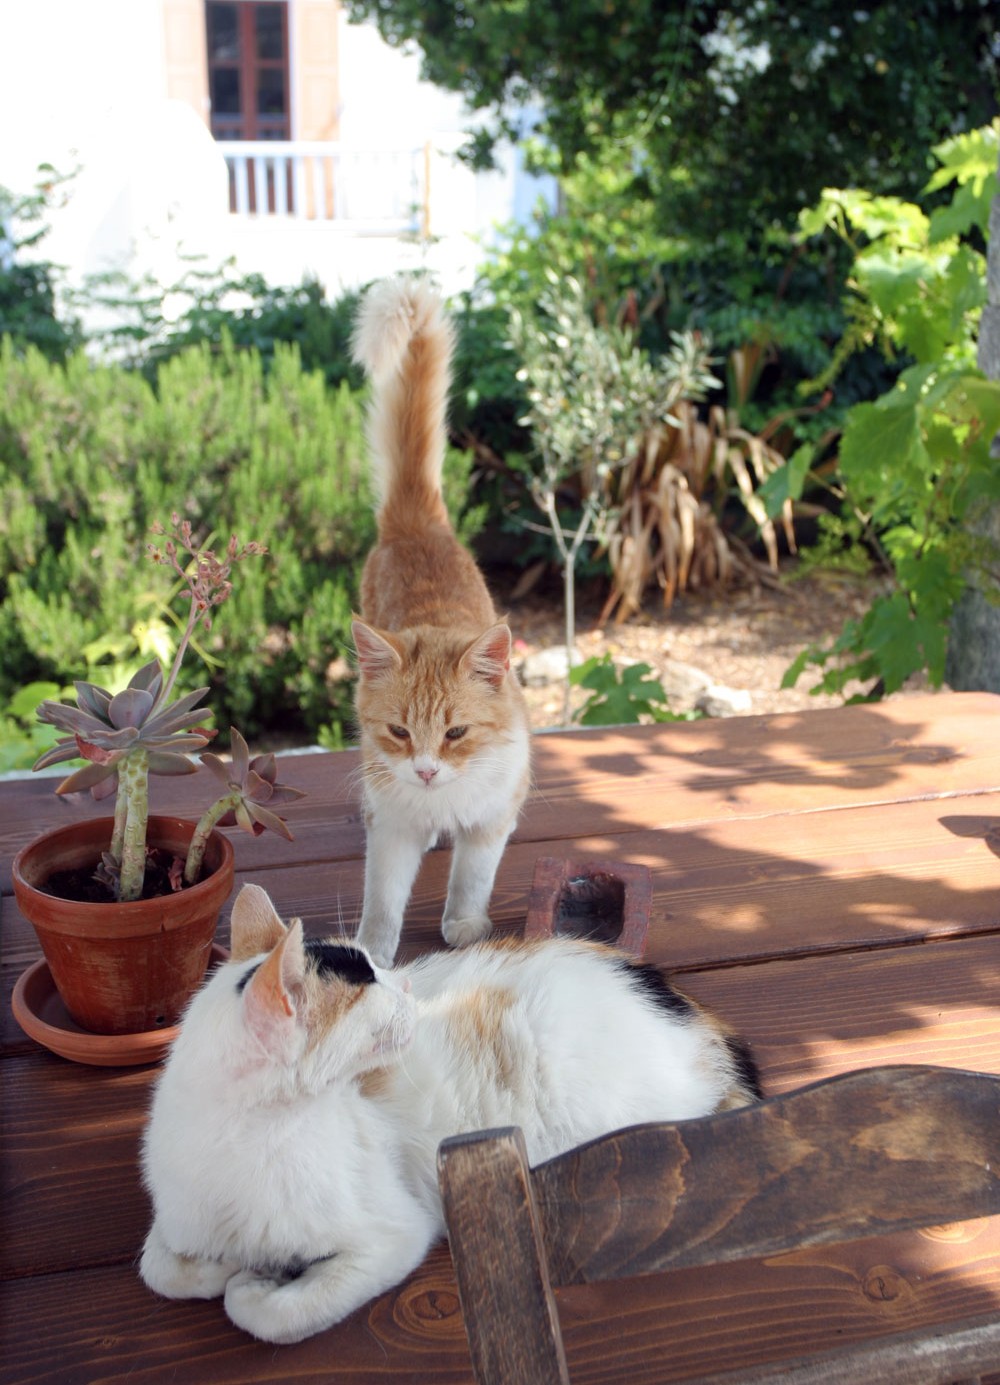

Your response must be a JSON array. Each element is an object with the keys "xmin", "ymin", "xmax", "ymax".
[
  {"xmin": 439, "ymin": 1127, "xmax": 569, "ymax": 1385},
  {"xmin": 531, "ymin": 1067, "xmax": 1000, "ymax": 1281},
  {"xmin": 5, "ymin": 694, "xmax": 1000, "ymax": 1383},
  {"xmin": 681, "ymin": 933, "xmax": 1000, "ymax": 1094},
  {"xmin": 5, "ymin": 692, "xmax": 1000, "ymax": 894},
  {"xmin": 5, "ymin": 1232, "xmax": 1000, "ymax": 1385},
  {"xmin": 440, "ymin": 1068, "xmax": 1000, "ymax": 1384}
]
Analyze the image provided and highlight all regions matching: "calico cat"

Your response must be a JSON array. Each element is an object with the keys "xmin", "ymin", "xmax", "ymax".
[
  {"xmin": 349, "ymin": 277, "xmax": 531, "ymax": 968},
  {"xmin": 140, "ymin": 884, "xmax": 761, "ymax": 1345}
]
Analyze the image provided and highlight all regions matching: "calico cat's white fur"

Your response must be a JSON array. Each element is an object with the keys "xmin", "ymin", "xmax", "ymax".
[
  {"xmin": 140, "ymin": 884, "xmax": 761, "ymax": 1344},
  {"xmin": 350, "ymin": 277, "xmax": 531, "ymax": 968}
]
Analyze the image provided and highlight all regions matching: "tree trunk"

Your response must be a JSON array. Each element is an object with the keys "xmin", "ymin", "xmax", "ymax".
[{"xmin": 945, "ymin": 152, "xmax": 1000, "ymax": 691}]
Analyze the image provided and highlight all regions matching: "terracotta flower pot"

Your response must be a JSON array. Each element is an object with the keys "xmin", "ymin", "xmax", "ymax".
[{"xmin": 12, "ymin": 815, "xmax": 234, "ymax": 1036}]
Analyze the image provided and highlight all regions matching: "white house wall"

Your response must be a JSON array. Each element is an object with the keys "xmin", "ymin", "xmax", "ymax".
[{"xmin": 0, "ymin": 0, "xmax": 555, "ymax": 323}]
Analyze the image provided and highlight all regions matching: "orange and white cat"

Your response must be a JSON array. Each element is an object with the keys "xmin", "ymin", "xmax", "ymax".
[{"xmin": 350, "ymin": 279, "xmax": 531, "ymax": 967}]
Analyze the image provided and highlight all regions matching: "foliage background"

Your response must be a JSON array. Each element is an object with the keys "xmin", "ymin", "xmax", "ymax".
[
  {"xmin": 0, "ymin": 334, "xmax": 478, "ymax": 751},
  {"xmin": 1, "ymin": 8, "xmax": 998, "ymax": 742}
]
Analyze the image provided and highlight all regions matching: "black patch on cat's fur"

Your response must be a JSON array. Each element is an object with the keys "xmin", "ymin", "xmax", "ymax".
[
  {"xmin": 306, "ymin": 940, "xmax": 376, "ymax": 987},
  {"xmin": 618, "ymin": 959, "xmax": 694, "ymax": 1018},
  {"xmin": 236, "ymin": 962, "xmax": 261, "ymax": 994},
  {"xmin": 724, "ymin": 1033, "xmax": 764, "ymax": 1100}
]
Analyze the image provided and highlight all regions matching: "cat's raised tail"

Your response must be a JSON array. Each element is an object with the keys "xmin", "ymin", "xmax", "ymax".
[{"xmin": 351, "ymin": 277, "xmax": 453, "ymax": 531}]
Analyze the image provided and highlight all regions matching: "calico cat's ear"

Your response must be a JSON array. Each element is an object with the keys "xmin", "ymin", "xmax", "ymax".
[
  {"xmin": 241, "ymin": 918, "xmax": 307, "ymax": 1054},
  {"xmin": 461, "ymin": 623, "xmax": 512, "ymax": 690},
  {"xmin": 229, "ymin": 883, "xmax": 288, "ymax": 962},
  {"xmin": 352, "ymin": 619, "xmax": 403, "ymax": 680}
]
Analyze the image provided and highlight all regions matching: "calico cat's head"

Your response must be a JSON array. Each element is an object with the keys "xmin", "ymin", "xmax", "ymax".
[
  {"xmin": 189, "ymin": 884, "xmax": 415, "ymax": 1092},
  {"xmin": 351, "ymin": 618, "xmax": 519, "ymax": 792}
]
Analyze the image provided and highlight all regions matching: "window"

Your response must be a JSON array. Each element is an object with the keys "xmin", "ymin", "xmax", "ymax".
[{"xmin": 205, "ymin": 1, "xmax": 290, "ymax": 141}]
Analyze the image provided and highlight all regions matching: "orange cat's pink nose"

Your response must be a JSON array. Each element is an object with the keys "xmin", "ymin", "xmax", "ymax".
[{"xmin": 417, "ymin": 767, "xmax": 438, "ymax": 785}]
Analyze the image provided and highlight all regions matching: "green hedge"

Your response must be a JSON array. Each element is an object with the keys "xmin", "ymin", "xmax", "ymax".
[{"xmin": 0, "ymin": 334, "xmax": 477, "ymax": 748}]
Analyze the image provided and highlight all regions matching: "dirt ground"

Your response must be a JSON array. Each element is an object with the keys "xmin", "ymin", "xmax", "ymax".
[{"xmin": 501, "ymin": 564, "xmax": 936, "ymax": 729}]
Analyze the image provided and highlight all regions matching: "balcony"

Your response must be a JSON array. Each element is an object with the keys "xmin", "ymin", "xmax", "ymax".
[{"xmin": 219, "ymin": 139, "xmax": 430, "ymax": 235}]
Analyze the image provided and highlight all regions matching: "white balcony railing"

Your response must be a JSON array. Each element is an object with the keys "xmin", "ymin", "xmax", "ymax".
[{"xmin": 219, "ymin": 140, "xmax": 429, "ymax": 234}]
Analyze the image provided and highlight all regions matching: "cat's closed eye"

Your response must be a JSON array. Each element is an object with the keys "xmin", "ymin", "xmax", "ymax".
[
  {"xmin": 388, "ymin": 725, "xmax": 410, "ymax": 740},
  {"xmin": 444, "ymin": 726, "xmax": 468, "ymax": 742}
]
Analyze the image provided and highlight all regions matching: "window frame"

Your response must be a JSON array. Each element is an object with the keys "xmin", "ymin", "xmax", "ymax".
[{"xmin": 205, "ymin": 1, "xmax": 291, "ymax": 142}]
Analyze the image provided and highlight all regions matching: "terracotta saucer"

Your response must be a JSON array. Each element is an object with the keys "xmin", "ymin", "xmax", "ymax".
[{"xmin": 11, "ymin": 943, "xmax": 230, "ymax": 1067}]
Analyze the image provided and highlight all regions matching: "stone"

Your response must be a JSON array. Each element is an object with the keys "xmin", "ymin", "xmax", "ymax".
[
  {"xmin": 518, "ymin": 645, "xmax": 583, "ymax": 687},
  {"xmin": 660, "ymin": 658, "xmax": 714, "ymax": 701},
  {"xmin": 695, "ymin": 683, "xmax": 755, "ymax": 718}
]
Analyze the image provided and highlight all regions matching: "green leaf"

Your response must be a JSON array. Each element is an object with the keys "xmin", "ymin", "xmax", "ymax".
[
  {"xmin": 838, "ymin": 399, "xmax": 922, "ymax": 490},
  {"xmin": 864, "ymin": 593, "xmax": 941, "ymax": 693},
  {"xmin": 757, "ymin": 444, "xmax": 814, "ymax": 520},
  {"xmin": 928, "ymin": 181, "xmax": 995, "ymax": 244},
  {"xmin": 572, "ymin": 655, "xmax": 675, "ymax": 725},
  {"xmin": 7, "ymin": 681, "xmax": 64, "ymax": 719}
]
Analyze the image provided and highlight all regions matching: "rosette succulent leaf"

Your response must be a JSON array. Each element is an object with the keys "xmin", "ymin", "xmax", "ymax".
[
  {"xmin": 186, "ymin": 729, "xmax": 306, "ymax": 884},
  {"xmin": 32, "ymin": 660, "xmax": 216, "ymax": 901}
]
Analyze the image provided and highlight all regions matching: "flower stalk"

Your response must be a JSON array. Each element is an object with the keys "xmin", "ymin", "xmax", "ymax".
[{"xmin": 31, "ymin": 518, "xmax": 302, "ymax": 902}]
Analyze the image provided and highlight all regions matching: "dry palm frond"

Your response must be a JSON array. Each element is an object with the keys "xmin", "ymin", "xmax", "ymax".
[{"xmin": 597, "ymin": 391, "xmax": 797, "ymax": 624}]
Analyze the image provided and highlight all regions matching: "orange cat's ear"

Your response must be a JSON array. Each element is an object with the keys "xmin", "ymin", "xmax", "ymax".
[
  {"xmin": 461, "ymin": 623, "xmax": 512, "ymax": 689},
  {"xmin": 352, "ymin": 618, "xmax": 403, "ymax": 680},
  {"xmin": 229, "ymin": 883, "xmax": 287, "ymax": 961},
  {"xmin": 241, "ymin": 918, "xmax": 307, "ymax": 1055}
]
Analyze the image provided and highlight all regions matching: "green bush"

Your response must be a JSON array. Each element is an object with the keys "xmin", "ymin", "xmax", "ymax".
[
  {"xmin": 771, "ymin": 122, "xmax": 1000, "ymax": 698},
  {"xmin": 89, "ymin": 267, "xmax": 367, "ymax": 393},
  {"xmin": 472, "ymin": 147, "xmax": 891, "ymax": 452},
  {"xmin": 0, "ymin": 335, "xmax": 478, "ymax": 747}
]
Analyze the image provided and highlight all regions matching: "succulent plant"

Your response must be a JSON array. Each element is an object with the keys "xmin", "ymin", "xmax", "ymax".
[
  {"xmin": 31, "ymin": 517, "xmax": 303, "ymax": 903},
  {"xmin": 187, "ymin": 729, "xmax": 305, "ymax": 885},
  {"xmin": 33, "ymin": 660, "xmax": 215, "ymax": 900}
]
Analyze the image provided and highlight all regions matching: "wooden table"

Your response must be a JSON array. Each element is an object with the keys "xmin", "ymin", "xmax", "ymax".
[{"xmin": 4, "ymin": 691, "xmax": 1000, "ymax": 1384}]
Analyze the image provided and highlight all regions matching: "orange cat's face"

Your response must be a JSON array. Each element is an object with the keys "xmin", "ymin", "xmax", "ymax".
[{"xmin": 353, "ymin": 620, "xmax": 521, "ymax": 794}]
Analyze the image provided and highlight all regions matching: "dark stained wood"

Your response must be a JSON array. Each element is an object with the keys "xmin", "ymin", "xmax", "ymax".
[
  {"xmin": 439, "ymin": 1067, "xmax": 1000, "ymax": 1384},
  {"xmin": 531, "ymin": 1067, "xmax": 1000, "ymax": 1281},
  {"xmin": 684, "ymin": 1316, "xmax": 1000, "ymax": 1385},
  {"xmin": 0, "ymin": 1253, "xmax": 479, "ymax": 1385},
  {"xmin": 0, "ymin": 1054, "xmax": 155, "ymax": 1277},
  {"xmin": 439, "ymin": 1127, "xmax": 569, "ymax": 1385},
  {"xmin": 6, "ymin": 692, "xmax": 1000, "ymax": 1383},
  {"xmin": 6, "ymin": 1228, "xmax": 1000, "ymax": 1384}
]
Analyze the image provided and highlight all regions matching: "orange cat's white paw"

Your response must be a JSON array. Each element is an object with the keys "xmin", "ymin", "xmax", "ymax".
[{"xmin": 442, "ymin": 915, "xmax": 492, "ymax": 949}]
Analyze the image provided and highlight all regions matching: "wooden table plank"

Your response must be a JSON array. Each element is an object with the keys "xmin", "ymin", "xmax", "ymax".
[
  {"xmin": 8, "ymin": 934, "xmax": 1000, "ymax": 1277},
  {"xmin": 8, "ymin": 789, "xmax": 1000, "ymax": 1050},
  {"xmin": 203, "ymin": 791, "xmax": 1000, "ymax": 970},
  {"xmin": 683, "ymin": 932, "xmax": 1000, "ymax": 1095},
  {"xmin": 5, "ymin": 693, "xmax": 1000, "ymax": 895},
  {"xmin": 0, "ymin": 1055, "xmax": 152, "ymax": 1279},
  {"xmin": 523, "ymin": 692, "xmax": 1000, "ymax": 834},
  {"xmin": 6, "ymin": 694, "xmax": 1000, "ymax": 1384},
  {"xmin": 4, "ymin": 1228, "xmax": 1000, "ymax": 1385}
]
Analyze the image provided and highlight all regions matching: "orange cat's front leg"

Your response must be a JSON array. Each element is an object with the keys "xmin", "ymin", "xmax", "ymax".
[
  {"xmin": 356, "ymin": 813, "xmax": 429, "ymax": 967},
  {"xmin": 441, "ymin": 818, "xmax": 516, "ymax": 950}
]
